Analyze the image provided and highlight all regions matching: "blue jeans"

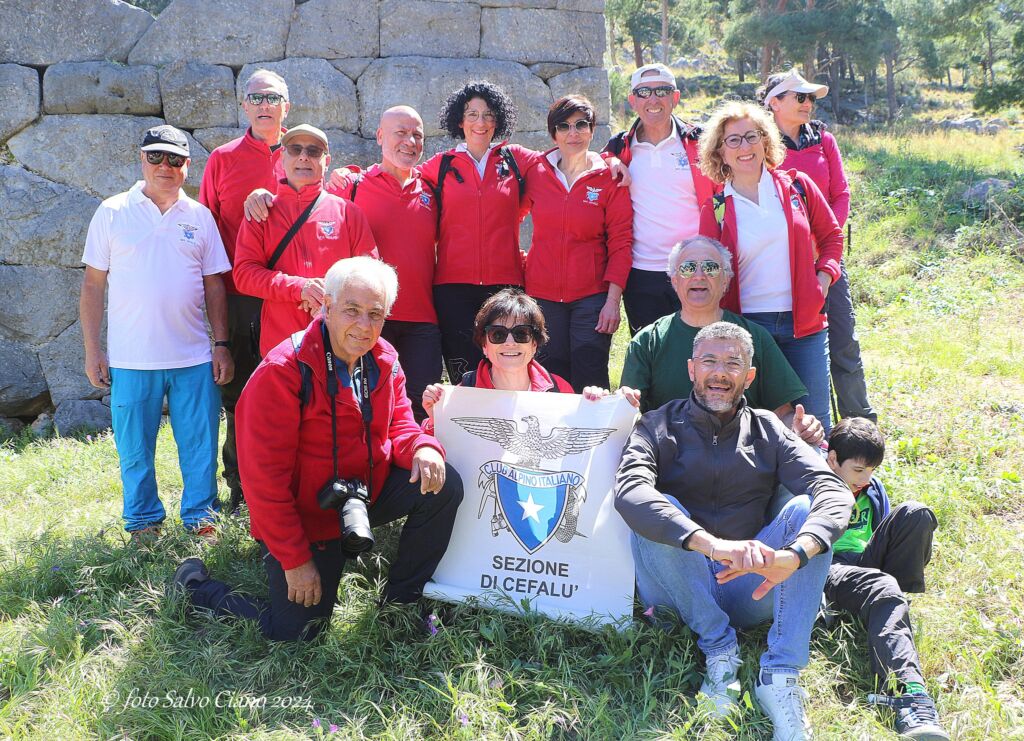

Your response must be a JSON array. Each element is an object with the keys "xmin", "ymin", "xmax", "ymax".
[
  {"xmin": 744, "ymin": 311, "xmax": 832, "ymax": 434},
  {"xmin": 536, "ymin": 293, "xmax": 613, "ymax": 392},
  {"xmin": 110, "ymin": 363, "xmax": 220, "ymax": 531},
  {"xmin": 632, "ymin": 495, "xmax": 832, "ymax": 673}
]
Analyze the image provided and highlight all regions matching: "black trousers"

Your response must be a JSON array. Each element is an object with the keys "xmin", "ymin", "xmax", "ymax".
[
  {"xmin": 824, "ymin": 501, "xmax": 937, "ymax": 688},
  {"xmin": 535, "ymin": 293, "xmax": 612, "ymax": 392},
  {"xmin": 189, "ymin": 464, "xmax": 464, "ymax": 641},
  {"xmin": 380, "ymin": 320, "xmax": 443, "ymax": 423},
  {"xmin": 826, "ymin": 262, "xmax": 876, "ymax": 422},
  {"xmin": 433, "ymin": 283, "xmax": 513, "ymax": 382},
  {"xmin": 622, "ymin": 268, "xmax": 679, "ymax": 337},
  {"xmin": 220, "ymin": 294, "xmax": 263, "ymax": 508}
]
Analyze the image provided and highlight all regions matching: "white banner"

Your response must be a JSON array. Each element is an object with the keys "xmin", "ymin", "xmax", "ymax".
[{"xmin": 423, "ymin": 386, "xmax": 638, "ymax": 625}]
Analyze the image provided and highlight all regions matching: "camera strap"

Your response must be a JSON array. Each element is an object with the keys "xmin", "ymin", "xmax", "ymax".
[{"xmin": 321, "ymin": 322, "xmax": 374, "ymax": 494}]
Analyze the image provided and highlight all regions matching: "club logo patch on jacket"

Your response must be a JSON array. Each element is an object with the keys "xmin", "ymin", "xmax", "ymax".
[
  {"xmin": 178, "ymin": 223, "xmax": 198, "ymax": 241},
  {"xmin": 790, "ymin": 194, "xmax": 804, "ymax": 212},
  {"xmin": 317, "ymin": 221, "xmax": 338, "ymax": 239},
  {"xmin": 419, "ymin": 192, "xmax": 433, "ymax": 209},
  {"xmin": 673, "ymin": 151, "xmax": 690, "ymax": 170},
  {"xmin": 584, "ymin": 186, "xmax": 602, "ymax": 205}
]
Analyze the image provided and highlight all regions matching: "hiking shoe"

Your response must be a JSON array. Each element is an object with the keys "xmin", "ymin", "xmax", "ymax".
[
  {"xmin": 129, "ymin": 525, "xmax": 162, "ymax": 545},
  {"xmin": 698, "ymin": 650, "xmax": 743, "ymax": 718},
  {"xmin": 190, "ymin": 524, "xmax": 219, "ymax": 545},
  {"xmin": 171, "ymin": 558, "xmax": 210, "ymax": 595},
  {"xmin": 755, "ymin": 672, "xmax": 812, "ymax": 741},
  {"xmin": 868, "ymin": 692, "xmax": 950, "ymax": 740}
]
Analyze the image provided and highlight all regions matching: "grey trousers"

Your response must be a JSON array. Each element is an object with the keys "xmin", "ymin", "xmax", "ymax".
[{"xmin": 826, "ymin": 262, "xmax": 876, "ymax": 422}]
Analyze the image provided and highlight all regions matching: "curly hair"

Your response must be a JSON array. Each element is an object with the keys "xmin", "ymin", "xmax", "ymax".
[
  {"xmin": 472, "ymin": 288, "xmax": 549, "ymax": 350},
  {"xmin": 438, "ymin": 80, "xmax": 518, "ymax": 140},
  {"xmin": 697, "ymin": 101, "xmax": 786, "ymax": 184}
]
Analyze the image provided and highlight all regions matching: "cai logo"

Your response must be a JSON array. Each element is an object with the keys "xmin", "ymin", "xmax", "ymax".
[
  {"xmin": 178, "ymin": 223, "xmax": 198, "ymax": 241},
  {"xmin": 317, "ymin": 221, "xmax": 338, "ymax": 239},
  {"xmin": 584, "ymin": 186, "xmax": 602, "ymax": 205},
  {"xmin": 452, "ymin": 415, "xmax": 615, "ymax": 554},
  {"xmin": 673, "ymin": 151, "xmax": 690, "ymax": 169},
  {"xmin": 790, "ymin": 194, "xmax": 804, "ymax": 211},
  {"xmin": 419, "ymin": 192, "xmax": 432, "ymax": 208}
]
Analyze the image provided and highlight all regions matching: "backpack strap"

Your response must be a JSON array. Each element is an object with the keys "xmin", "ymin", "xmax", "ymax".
[
  {"xmin": 498, "ymin": 146, "xmax": 526, "ymax": 199},
  {"xmin": 267, "ymin": 192, "xmax": 324, "ymax": 271},
  {"xmin": 791, "ymin": 176, "xmax": 809, "ymax": 211},
  {"xmin": 433, "ymin": 153, "xmax": 460, "ymax": 218},
  {"xmin": 712, "ymin": 192, "xmax": 727, "ymax": 228},
  {"xmin": 290, "ymin": 330, "xmax": 313, "ymax": 410},
  {"xmin": 348, "ymin": 173, "xmax": 364, "ymax": 202}
]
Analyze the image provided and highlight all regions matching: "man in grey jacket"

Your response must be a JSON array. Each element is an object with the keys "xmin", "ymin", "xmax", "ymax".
[{"xmin": 615, "ymin": 322, "xmax": 853, "ymax": 741}]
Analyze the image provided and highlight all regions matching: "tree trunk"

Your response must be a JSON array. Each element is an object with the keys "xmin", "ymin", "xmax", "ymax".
[
  {"xmin": 884, "ymin": 52, "xmax": 897, "ymax": 124},
  {"xmin": 633, "ymin": 36, "xmax": 644, "ymax": 68},
  {"xmin": 986, "ymin": 22, "xmax": 996, "ymax": 84},
  {"xmin": 804, "ymin": 43, "xmax": 816, "ymax": 81},
  {"xmin": 607, "ymin": 16, "xmax": 616, "ymax": 67},
  {"xmin": 737, "ymin": 57, "xmax": 745, "ymax": 82},
  {"xmin": 661, "ymin": 0, "xmax": 669, "ymax": 64},
  {"xmin": 946, "ymin": 67, "xmax": 952, "ymax": 90},
  {"xmin": 828, "ymin": 52, "xmax": 841, "ymax": 122}
]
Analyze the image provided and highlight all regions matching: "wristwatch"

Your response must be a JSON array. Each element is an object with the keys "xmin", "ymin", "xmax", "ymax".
[
  {"xmin": 214, "ymin": 340, "xmax": 231, "ymax": 348},
  {"xmin": 782, "ymin": 541, "xmax": 810, "ymax": 570}
]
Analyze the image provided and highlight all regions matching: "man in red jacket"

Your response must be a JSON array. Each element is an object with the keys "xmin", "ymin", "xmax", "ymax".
[
  {"xmin": 199, "ymin": 68, "xmax": 290, "ymax": 512},
  {"xmin": 172, "ymin": 257, "xmax": 464, "ymax": 641}
]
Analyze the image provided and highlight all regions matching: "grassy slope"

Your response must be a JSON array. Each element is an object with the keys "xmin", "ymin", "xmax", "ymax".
[{"xmin": 2, "ymin": 124, "xmax": 1024, "ymax": 739}]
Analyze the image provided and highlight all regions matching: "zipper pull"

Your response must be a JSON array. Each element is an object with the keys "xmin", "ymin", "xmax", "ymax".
[{"xmin": 712, "ymin": 434, "xmax": 718, "ymax": 446}]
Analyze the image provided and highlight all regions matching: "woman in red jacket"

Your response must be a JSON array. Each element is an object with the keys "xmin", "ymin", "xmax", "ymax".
[
  {"xmin": 418, "ymin": 82, "xmax": 541, "ymax": 383},
  {"xmin": 760, "ymin": 69, "xmax": 875, "ymax": 423},
  {"xmin": 697, "ymin": 101, "xmax": 843, "ymax": 433},
  {"xmin": 521, "ymin": 95, "xmax": 633, "ymax": 392}
]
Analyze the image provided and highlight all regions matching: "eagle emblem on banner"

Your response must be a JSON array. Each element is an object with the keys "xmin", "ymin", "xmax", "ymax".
[{"xmin": 452, "ymin": 415, "xmax": 615, "ymax": 554}]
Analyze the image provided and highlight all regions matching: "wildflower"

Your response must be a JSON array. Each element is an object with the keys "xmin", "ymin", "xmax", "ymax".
[
  {"xmin": 642, "ymin": 605, "xmax": 655, "ymax": 618},
  {"xmin": 459, "ymin": 711, "xmax": 469, "ymax": 726},
  {"xmin": 51, "ymin": 565, "xmax": 61, "ymax": 572},
  {"xmin": 427, "ymin": 613, "xmax": 439, "ymax": 636},
  {"xmin": 329, "ymin": 724, "xmax": 339, "ymax": 733},
  {"xmin": 312, "ymin": 718, "xmax": 321, "ymax": 729}
]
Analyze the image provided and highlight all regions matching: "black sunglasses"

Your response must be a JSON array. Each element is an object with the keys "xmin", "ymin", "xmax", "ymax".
[
  {"xmin": 284, "ymin": 143, "xmax": 325, "ymax": 159},
  {"xmin": 145, "ymin": 151, "xmax": 187, "ymax": 168},
  {"xmin": 484, "ymin": 324, "xmax": 537, "ymax": 344},
  {"xmin": 632, "ymin": 85, "xmax": 676, "ymax": 99},
  {"xmin": 246, "ymin": 92, "xmax": 286, "ymax": 106},
  {"xmin": 789, "ymin": 92, "xmax": 816, "ymax": 104},
  {"xmin": 677, "ymin": 259, "xmax": 722, "ymax": 278}
]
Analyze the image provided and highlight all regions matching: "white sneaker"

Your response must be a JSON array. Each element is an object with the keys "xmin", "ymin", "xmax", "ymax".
[
  {"xmin": 755, "ymin": 672, "xmax": 812, "ymax": 741},
  {"xmin": 698, "ymin": 650, "xmax": 743, "ymax": 718}
]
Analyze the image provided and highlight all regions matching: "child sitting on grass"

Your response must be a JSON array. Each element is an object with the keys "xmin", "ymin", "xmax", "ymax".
[{"xmin": 825, "ymin": 417, "xmax": 949, "ymax": 740}]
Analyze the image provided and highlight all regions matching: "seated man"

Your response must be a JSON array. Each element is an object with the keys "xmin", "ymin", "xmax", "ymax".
[
  {"xmin": 173, "ymin": 257, "xmax": 464, "ymax": 641},
  {"xmin": 615, "ymin": 322, "xmax": 853, "ymax": 741},
  {"xmin": 621, "ymin": 236, "xmax": 822, "ymax": 445},
  {"xmin": 824, "ymin": 418, "xmax": 949, "ymax": 740}
]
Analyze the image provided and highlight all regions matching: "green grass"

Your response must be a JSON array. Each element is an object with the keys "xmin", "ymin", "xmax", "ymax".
[{"xmin": 3, "ymin": 114, "xmax": 1024, "ymax": 738}]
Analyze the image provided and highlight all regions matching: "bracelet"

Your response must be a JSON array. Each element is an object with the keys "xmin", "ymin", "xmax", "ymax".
[
  {"xmin": 214, "ymin": 340, "xmax": 231, "ymax": 348},
  {"xmin": 783, "ymin": 542, "xmax": 810, "ymax": 569}
]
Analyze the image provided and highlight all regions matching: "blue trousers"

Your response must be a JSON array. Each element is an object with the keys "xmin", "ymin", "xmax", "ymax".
[
  {"xmin": 536, "ymin": 293, "xmax": 613, "ymax": 392},
  {"xmin": 633, "ymin": 495, "xmax": 832, "ymax": 674},
  {"xmin": 110, "ymin": 363, "xmax": 220, "ymax": 531},
  {"xmin": 622, "ymin": 268, "xmax": 680, "ymax": 336}
]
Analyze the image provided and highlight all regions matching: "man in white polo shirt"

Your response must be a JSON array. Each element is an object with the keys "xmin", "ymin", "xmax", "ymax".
[
  {"xmin": 80, "ymin": 125, "xmax": 234, "ymax": 541},
  {"xmin": 604, "ymin": 63, "xmax": 718, "ymax": 335}
]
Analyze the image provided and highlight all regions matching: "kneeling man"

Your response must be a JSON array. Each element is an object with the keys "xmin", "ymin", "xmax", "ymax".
[
  {"xmin": 615, "ymin": 322, "xmax": 853, "ymax": 741},
  {"xmin": 174, "ymin": 257, "xmax": 463, "ymax": 640}
]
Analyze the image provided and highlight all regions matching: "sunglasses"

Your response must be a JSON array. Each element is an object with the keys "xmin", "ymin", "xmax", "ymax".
[
  {"xmin": 632, "ymin": 85, "xmax": 676, "ymax": 99},
  {"xmin": 555, "ymin": 120, "xmax": 593, "ymax": 133},
  {"xmin": 677, "ymin": 259, "xmax": 722, "ymax": 278},
  {"xmin": 464, "ymin": 110, "xmax": 496, "ymax": 123},
  {"xmin": 246, "ymin": 92, "xmax": 286, "ymax": 106},
  {"xmin": 484, "ymin": 324, "xmax": 537, "ymax": 344},
  {"xmin": 284, "ymin": 143, "xmax": 325, "ymax": 159},
  {"xmin": 144, "ymin": 151, "xmax": 187, "ymax": 168},
  {"xmin": 722, "ymin": 130, "xmax": 764, "ymax": 149},
  {"xmin": 789, "ymin": 92, "xmax": 816, "ymax": 103}
]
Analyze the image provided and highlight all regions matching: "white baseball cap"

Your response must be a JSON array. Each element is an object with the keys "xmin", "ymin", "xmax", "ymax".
[
  {"xmin": 765, "ymin": 70, "xmax": 828, "ymax": 101},
  {"xmin": 630, "ymin": 63, "xmax": 676, "ymax": 90}
]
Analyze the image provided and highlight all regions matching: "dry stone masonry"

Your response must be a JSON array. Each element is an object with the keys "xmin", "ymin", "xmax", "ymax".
[{"xmin": 0, "ymin": 0, "xmax": 609, "ymax": 435}]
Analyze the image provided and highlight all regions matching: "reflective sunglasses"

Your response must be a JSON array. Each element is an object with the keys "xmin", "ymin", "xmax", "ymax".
[
  {"xmin": 144, "ymin": 151, "xmax": 187, "ymax": 168},
  {"xmin": 464, "ymin": 110, "xmax": 496, "ymax": 123},
  {"xmin": 284, "ymin": 143, "xmax": 325, "ymax": 159},
  {"xmin": 484, "ymin": 324, "xmax": 537, "ymax": 344},
  {"xmin": 722, "ymin": 130, "xmax": 764, "ymax": 149},
  {"xmin": 555, "ymin": 120, "xmax": 593, "ymax": 133},
  {"xmin": 789, "ymin": 92, "xmax": 816, "ymax": 104},
  {"xmin": 632, "ymin": 85, "xmax": 676, "ymax": 99},
  {"xmin": 677, "ymin": 259, "xmax": 722, "ymax": 278},
  {"xmin": 246, "ymin": 92, "xmax": 286, "ymax": 106}
]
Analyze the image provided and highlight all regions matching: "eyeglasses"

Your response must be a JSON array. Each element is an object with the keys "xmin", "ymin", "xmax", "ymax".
[
  {"xmin": 464, "ymin": 110, "xmax": 496, "ymax": 123},
  {"xmin": 677, "ymin": 259, "xmax": 722, "ymax": 278},
  {"xmin": 144, "ymin": 151, "xmax": 187, "ymax": 168},
  {"xmin": 789, "ymin": 92, "xmax": 816, "ymax": 104},
  {"xmin": 722, "ymin": 130, "xmax": 764, "ymax": 149},
  {"xmin": 632, "ymin": 86, "xmax": 676, "ymax": 99},
  {"xmin": 284, "ymin": 143, "xmax": 325, "ymax": 159},
  {"xmin": 554, "ymin": 120, "xmax": 593, "ymax": 133},
  {"xmin": 484, "ymin": 324, "xmax": 537, "ymax": 344},
  {"xmin": 246, "ymin": 92, "xmax": 286, "ymax": 106}
]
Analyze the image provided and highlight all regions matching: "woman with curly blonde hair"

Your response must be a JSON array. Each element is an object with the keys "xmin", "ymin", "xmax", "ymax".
[{"xmin": 697, "ymin": 100, "xmax": 844, "ymax": 433}]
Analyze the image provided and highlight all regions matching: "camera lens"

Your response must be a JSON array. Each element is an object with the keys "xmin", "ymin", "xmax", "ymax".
[{"xmin": 340, "ymin": 496, "xmax": 374, "ymax": 556}]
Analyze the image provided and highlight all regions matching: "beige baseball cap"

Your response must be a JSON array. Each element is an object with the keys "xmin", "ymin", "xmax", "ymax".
[{"xmin": 280, "ymin": 124, "xmax": 329, "ymax": 151}]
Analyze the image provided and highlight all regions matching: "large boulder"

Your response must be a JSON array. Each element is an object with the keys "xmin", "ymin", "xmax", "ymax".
[
  {"xmin": 379, "ymin": 0, "xmax": 481, "ymax": 59},
  {"xmin": 529, "ymin": 62, "xmax": 577, "ymax": 81},
  {"xmin": 54, "ymin": 400, "xmax": 111, "ymax": 436},
  {"xmin": 481, "ymin": 8, "xmax": 605, "ymax": 66},
  {"xmin": 548, "ymin": 66, "xmax": 610, "ymax": 125},
  {"xmin": 0, "ymin": 265, "xmax": 81, "ymax": 345},
  {"xmin": 192, "ymin": 127, "xmax": 247, "ymax": 153},
  {"xmin": 479, "ymin": 0, "xmax": 556, "ymax": 7},
  {"xmin": 127, "ymin": 0, "xmax": 293, "ymax": 67},
  {"xmin": 38, "ymin": 321, "xmax": 105, "ymax": 407},
  {"xmin": 556, "ymin": 0, "xmax": 605, "ymax": 10},
  {"xmin": 0, "ymin": 166, "xmax": 100, "ymax": 268},
  {"xmin": 286, "ymin": 0, "xmax": 379, "ymax": 59},
  {"xmin": 159, "ymin": 61, "xmax": 237, "ymax": 129},
  {"xmin": 962, "ymin": 178, "xmax": 1013, "ymax": 206},
  {"xmin": 358, "ymin": 56, "xmax": 552, "ymax": 138},
  {"xmin": 324, "ymin": 131, "xmax": 378, "ymax": 170},
  {"xmin": 7, "ymin": 115, "xmax": 209, "ymax": 199},
  {"xmin": 0, "ymin": 339, "xmax": 49, "ymax": 417},
  {"xmin": 43, "ymin": 62, "xmax": 161, "ymax": 116},
  {"xmin": 0, "ymin": 0, "xmax": 153, "ymax": 65},
  {"xmin": 237, "ymin": 59, "xmax": 358, "ymax": 132},
  {"xmin": 0, "ymin": 64, "xmax": 40, "ymax": 141},
  {"xmin": 330, "ymin": 58, "xmax": 374, "ymax": 82}
]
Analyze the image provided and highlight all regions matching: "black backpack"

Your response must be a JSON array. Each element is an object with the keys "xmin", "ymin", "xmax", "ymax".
[{"xmin": 432, "ymin": 146, "xmax": 525, "ymax": 217}]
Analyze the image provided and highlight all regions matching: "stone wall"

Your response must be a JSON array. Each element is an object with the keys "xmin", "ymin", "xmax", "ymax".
[{"xmin": 0, "ymin": 0, "xmax": 609, "ymax": 434}]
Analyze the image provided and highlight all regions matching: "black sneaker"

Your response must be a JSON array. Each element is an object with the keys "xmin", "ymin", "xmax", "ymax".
[
  {"xmin": 868, "ymin": 692, "xmax": 950, "ymax": 740},
  {"xmin": 170, "ymin": 557, "xmax": 210, "ymax": 596}
]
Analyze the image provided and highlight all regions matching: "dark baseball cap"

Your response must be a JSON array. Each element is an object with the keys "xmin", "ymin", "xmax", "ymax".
[{"xmin": 140, "ymin": 125, "xmax": 190, "ymax": 157}]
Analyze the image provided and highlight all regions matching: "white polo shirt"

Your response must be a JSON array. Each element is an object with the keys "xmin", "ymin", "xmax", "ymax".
[
  {"xmin": 627, "ymin": 119, "xmax": 702, "ymax": 271},
  {"xmin": 82, "ymin": 181, "xmax": 230, "ymax": 370},
  {"xmin": 725, "ymin": 167, "xmax": 792, "ymax": 312}
]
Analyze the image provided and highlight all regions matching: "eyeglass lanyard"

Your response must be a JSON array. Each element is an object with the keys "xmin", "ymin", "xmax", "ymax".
[{"xmin": 322, "ymin": 325, "xmax": 374, "ymax": 494}]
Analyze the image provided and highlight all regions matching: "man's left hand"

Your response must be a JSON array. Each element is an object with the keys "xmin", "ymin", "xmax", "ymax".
[
  {"xmin": 212, "ymin": 346, "xmax": 234, "ymax": 385},
  {"xmin": 791, "ymin": 404, "xmax": 824, "ymax": 446},
  {"xmin": 716, "ymin": 548, "xmax": 801, "ymax": 601},
  {"xmin": 410, "ymin": 446, "xmax": 446, "ymax": 494}
]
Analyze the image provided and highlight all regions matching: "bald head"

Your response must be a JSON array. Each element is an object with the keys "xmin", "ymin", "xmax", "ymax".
[{"xmin": 377, "ymin": 106, "xmax": 424, "ymax": 174}]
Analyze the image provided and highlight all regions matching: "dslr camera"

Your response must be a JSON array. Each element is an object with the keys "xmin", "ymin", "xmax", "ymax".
[{"xmin": 317, "ymin": 478, "xmax": 374, "ymax": 557}]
